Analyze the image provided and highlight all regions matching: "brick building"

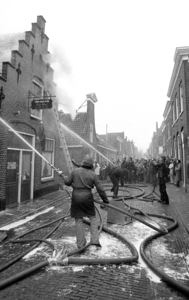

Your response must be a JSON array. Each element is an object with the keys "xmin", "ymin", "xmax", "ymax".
[
  {"xmin": 162, "ymin": 101, "xmax": 172, "ymax": 156},
  {"xmin": 99, "ymin": 132, "xmax": 125, "ymax": 161},
  {"xmin": 96, "ymin": 134, "xmax": 117, "ymax": 162},
  {"xmin": 0, "ymin": 16, "xmax": 68, "ymax": 210},
  {"xmin": 167, "ymin": 47, "xmax": 189, "ymax": 187},
  {"xmin": 59, "ymin": 93, "xmax": 117, "ymax": 164},
  {"xmin": 147, "ymin": 122, "xmax": 163, "ymax": 158}
]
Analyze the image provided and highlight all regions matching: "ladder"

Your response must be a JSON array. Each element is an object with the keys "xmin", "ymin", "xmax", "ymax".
[{"xmin": 52, "ymin": 105, "xmax": 73, "ymax": 173}]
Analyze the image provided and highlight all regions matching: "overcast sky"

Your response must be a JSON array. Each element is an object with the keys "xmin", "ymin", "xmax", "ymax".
[{"xmin": 1, "ymin": 0, "xmax": 189, "ymax": 152}]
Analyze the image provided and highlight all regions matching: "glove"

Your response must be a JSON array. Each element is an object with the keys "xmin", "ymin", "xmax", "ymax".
[{"xmin": 103, "ymin": 199, "xmax": 109, "ymax": 204}]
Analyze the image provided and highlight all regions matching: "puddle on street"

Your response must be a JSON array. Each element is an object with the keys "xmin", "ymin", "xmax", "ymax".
[{"xmin": 0, "ymin": 207, "xmax": 54, "ymax": 231}]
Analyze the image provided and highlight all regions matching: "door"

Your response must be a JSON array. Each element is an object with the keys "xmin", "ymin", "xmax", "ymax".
[
  {"xmin": 21, "ymin": 151, "xmax": 32, "ymax": 202},
  {"xmin": 6, "ymin": 150, "xmax": 19, "ymax": 206}
]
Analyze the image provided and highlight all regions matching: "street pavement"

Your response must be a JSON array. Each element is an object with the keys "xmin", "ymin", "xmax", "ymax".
[{"xmin": 0, "ymin": 182, "xmax": 189, "ymax": 299}]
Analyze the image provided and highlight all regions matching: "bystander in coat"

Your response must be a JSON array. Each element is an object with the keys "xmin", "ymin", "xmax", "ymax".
[{"xmin": 175, "ymin": 159, "xmax": 181, "ymax": 187}]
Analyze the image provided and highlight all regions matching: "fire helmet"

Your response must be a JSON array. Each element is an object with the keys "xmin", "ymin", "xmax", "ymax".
[{"xmin": 82, "ymin": 155, "xmax": 94, "ymax": 167}]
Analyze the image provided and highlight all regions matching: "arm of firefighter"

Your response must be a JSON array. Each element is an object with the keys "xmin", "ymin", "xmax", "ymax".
[
  {"xmin": 94, "ymin": 175, "xmax": 109, "ymax": 203},
  {"xmin": 63, "ymin": 172, "xmax": 73, "ymax": 186},
  {"xmin": 72, "ymin": 159, "xmax": 82, "ymax": 167}
]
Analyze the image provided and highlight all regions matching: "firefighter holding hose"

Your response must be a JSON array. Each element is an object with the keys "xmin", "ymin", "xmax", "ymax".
[{"xmin": 59, "ymin": 155, "xmax": 109, "ymax": 249}]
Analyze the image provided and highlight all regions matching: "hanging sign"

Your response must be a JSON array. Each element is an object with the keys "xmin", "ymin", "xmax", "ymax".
[{"xmin": 31, "ymin": 98, "xmax": 52, "ymax": 109}]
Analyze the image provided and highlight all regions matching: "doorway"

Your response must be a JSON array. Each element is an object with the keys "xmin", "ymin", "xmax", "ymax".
[
  {"xmin": 6, "ymin": 149, "xmax": 33, "ymax": 206},
  {"xmin": 6, "ymin": 150, "xmax": 19, "ymax": 206}
]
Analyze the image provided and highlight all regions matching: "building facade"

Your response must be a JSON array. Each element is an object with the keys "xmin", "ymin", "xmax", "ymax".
[
  {"xmin": 59, "ymin": 94, "xmax": 118, "ymax": 165},
  {"xmin": 0, "ymin": 16, "xmax": 68, "ymax": 210},
  {"xmin": 59, "ymin": 94, "xmax": 99, "ymax": 163},
  {"xmin": 162, "ymin": 101, "xmax": 172, "ymax": 157},
  {"xmin": 167, "ymin": 47, "xmax": 189, "ymax": 187}
]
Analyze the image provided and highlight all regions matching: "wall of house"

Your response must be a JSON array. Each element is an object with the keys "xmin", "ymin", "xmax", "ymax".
[{"xmin": 0, "ymin": 16, "xmax": 68, "ymax": 209}]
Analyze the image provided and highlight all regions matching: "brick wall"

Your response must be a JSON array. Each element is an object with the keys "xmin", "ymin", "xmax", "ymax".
[{"xmin": 0, "ymin": 16, "xmax": 68, "ymax": 209}]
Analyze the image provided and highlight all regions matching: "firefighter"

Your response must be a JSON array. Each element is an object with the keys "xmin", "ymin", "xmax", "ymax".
[
  {"xmin": 60, "ymin": 155, "xmax": 109, "ymax": 249},
  {"xmin": 106, "ymin": 162, "xmax": 128, "ymax": 198}
]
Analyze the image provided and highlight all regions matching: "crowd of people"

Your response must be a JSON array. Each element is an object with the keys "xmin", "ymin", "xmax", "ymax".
[
  {"xmin": 95, "ymin": 156, "xmax": 182, "ymax": 188},
  {"xmin": 60, "ymin": 154, "xmax": 181, "ymax": 249}
]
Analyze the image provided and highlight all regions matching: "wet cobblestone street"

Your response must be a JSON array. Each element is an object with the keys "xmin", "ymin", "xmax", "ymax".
[{"xmin": 0, "ymin": 185, "xmax": 189, "ymax": 299}]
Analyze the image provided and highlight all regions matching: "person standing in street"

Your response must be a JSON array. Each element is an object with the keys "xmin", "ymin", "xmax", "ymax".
[
  {"xmin": 94, "ymin": 161, "xmax": 100, "ymax": 179},
  {"xmin": 168, "ymin": 159, "xmax": 174, "ymax": 184},
  {"xmin": 61, "ymin": 155, "xmax": 109, "ymax": 249},
  {"xmin": 175, "ymin": 159, "xmax": 181, "ymax": 187},
  {"xmin": 153, "ymin": 156, "xmax": 169, "ymax": 204}
]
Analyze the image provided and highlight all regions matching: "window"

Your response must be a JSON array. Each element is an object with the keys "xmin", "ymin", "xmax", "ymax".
[
  {"xmin": 31, "ymin": 80, "xmax": 43, "ymax": 120},
  {"xmin": 172, "ymin": 103, "xmax": 175, "ymax": 124},
  {"xmin": 173, "ymin": 136, "xmax": 176, "ymax": 157},
  {"xmin": 177, "ymin": 133, "xmax": 180, "ymax": 159},
  {"xmin": 167, "ymin": 123, "xmax": 171, "ymax": 140},
  {"xmin": 179, "ymin": 82, "xmax": 184, "ymax": 113},
  {"xmin": 89, "ymin": 123, "xmax": 93, "ymax": 143},
  {"xmin": 163, "ymin": 133, "xmax": 165, "ymax": 146},
  {"xmin": 41, "ymin": 139, "xmax": 54, "ymax": 180},
  {"xmin": 175, "ymin": 95, "xmax": 179, "ymax": 119}
]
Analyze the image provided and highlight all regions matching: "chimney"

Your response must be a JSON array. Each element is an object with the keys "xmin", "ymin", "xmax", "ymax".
[{"xmin": 86, "ymin": 93, "xmax": 98, "ymax": 121}]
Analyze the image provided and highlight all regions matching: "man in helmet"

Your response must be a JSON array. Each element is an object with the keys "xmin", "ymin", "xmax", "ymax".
[{"xmin": 61, "ymin": 155, "xmax": 109, "ymax": 249}]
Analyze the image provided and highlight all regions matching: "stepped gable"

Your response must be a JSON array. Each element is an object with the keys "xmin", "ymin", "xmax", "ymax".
[{"xmin": 60, "ymin": 112, "xmax": 87, "ymax": 145}]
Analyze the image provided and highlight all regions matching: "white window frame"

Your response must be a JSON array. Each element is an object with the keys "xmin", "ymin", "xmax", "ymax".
[
  {"xmin": 177, "ymin": 133, "xmax": 180, "ymax": 159},
  {"xmin": 41, "ymin": 138, "xmax": 55, "ymax": 182},
  {"xmin": 30, "ymin": 80, "xmax": 43, "ymax": 120},
  {"xmin": 172, "ymin": 103, "xmax": 175, "ymax": 124},
  {"xmin": 175, "ymin": 95, "xmax": 179, "ymax": 120},
  {"xmin": 173, "ymin": 136, "xmax": 176, "ymax": 157},
  {"xmin": 179, "ymin": 82, "xmax": 184, "ymax": 113}
]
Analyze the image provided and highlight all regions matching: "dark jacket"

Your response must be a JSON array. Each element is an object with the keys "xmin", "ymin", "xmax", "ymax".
[
  {"xmin": 64, "ymin": 166, "xmax": 108, "ymax": 218},
  {"xmin": 110, "ymin": 167, "xmax": 128, "ymax": 178},
  {"xmin": 154, "ymin": 162, "xmax": 167, "ymax": 179}
]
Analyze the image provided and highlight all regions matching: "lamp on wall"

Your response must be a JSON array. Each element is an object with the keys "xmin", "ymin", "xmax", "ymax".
[
  {"xmin": 0, "ymin": 86, "xmax": 5, "ymax": 109},
  {"xmin": 13, "ymin": 111, "xmax": 20, "ymax": 115}
]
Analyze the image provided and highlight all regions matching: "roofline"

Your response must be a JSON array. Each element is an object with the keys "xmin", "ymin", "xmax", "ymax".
[
  {"xmin": 167, "ymin": 47, "xmax": 189, "ymax": 97},
  {"xmin": 117, "ymin": 136, "xmax": 124, "ymax": 142},
  {"xmin": 67, "ymin": 145, "xmax": 83, "ymax": 148},
  {"xmin": 97, "ymin": 144, "xmax": 117, "ymax": 152},
  {"xmin": 163, "ymin": 101, "xmax": 171, "ymax": 119}
]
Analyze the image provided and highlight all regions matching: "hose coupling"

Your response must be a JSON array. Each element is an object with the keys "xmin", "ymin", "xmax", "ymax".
[
  {"xmin": 62, "ymin": 257, "xmax": 68, "ymax": 266},
  {"xmin": 48, "ymin": 257, "xmax": 57, "ymax": 266}
]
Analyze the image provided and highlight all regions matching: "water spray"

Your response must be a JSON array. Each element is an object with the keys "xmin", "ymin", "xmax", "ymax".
[
  {"xmin": 60, "ymin": 122, "xmax": 116, "ymax": 166},
  {"xmin": 0, "ymin": 117, "xmax": 63, "ymax": 176}
]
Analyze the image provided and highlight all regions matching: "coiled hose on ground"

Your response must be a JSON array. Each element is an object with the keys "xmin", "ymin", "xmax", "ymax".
[{"xmin": 0, "ymin": 185, "xmax": 189, "ymax": 296}]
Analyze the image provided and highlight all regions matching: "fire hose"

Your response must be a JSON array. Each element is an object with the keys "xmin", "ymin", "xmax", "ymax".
[{"xmin": 0, "ymin": 186, "xmax": 189, "ymax": 296}]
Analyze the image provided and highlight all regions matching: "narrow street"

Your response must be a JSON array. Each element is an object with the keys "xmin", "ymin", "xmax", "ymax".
[{"xmin": 0, "ymin": 183, "xmax": 189, "ymax": 300}]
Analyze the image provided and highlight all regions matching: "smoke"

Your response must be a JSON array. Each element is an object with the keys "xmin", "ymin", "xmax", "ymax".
[
  {"xmin": 44, "ymin": 44, "xmax": 77, "ymax": 119},
  {"xmin": 0, "ymin": 34, "xmax": 78, "ymax": 120},
  {"xmin": 0, "ymin": 33, "xmax": 24, "ymax": 69}
]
